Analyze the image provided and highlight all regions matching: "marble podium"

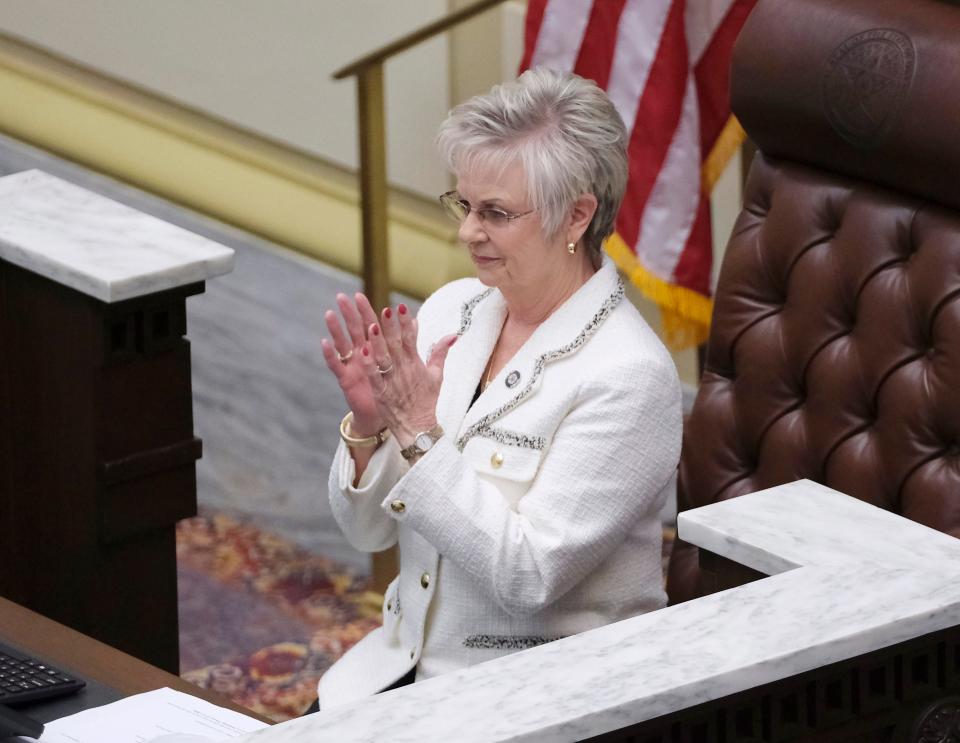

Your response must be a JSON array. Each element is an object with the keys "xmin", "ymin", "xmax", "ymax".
[
  {"xmin": 234, "ymin": 480, "xmax": 960, "ymax": 742},
  {"xmin": 0, "ymin": 169, "xmax": 233, "ymax": 672}
]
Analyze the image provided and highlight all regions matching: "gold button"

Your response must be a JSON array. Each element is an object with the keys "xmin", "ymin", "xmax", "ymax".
[
  {"xmin": 390, "ymin": 499, "xmax": 406, "ymax": 513},
  {"xmin": 491, "ymin": 452, "xmax": 504, "ymax": 469},
  {"xmin": 420, "ymin": 572, "xmax": 431, "ymax": 589}
]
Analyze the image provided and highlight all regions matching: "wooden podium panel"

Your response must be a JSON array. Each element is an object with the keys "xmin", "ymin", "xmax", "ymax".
[{"xmin": 0, "ymin": 258, "xmax": 201, "ymax": 673}]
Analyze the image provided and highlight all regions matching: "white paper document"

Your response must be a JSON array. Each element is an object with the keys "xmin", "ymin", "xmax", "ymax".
[{"xmin": 33, "ymin": 687, "xmax": 268, "ymax": 743}]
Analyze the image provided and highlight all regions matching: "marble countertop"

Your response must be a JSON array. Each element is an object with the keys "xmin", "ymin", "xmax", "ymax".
[
  {"xmin": 0, "ymin": 169, "xmax": 234, "ymax": 302},
  {"xmin": 235, "ymin": 480, "xmax": 960, "ymax": 742}
]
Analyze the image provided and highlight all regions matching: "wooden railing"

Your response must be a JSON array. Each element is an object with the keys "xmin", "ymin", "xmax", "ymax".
[{"xmin": 332, "ymin": 0, "xmax": 510, "ymax": 591}]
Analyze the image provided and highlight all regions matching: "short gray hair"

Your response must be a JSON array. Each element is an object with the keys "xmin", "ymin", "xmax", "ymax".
[{"xmin": 436, "ymin": 67, "xmax": 628, "ymax": 257}]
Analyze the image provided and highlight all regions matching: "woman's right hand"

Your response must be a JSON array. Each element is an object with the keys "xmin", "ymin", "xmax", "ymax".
[{"xmin": 320, "ymin": 292, "xmax": 386, "ymax": 436}]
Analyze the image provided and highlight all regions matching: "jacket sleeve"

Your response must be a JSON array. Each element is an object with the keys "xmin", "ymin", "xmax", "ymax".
[
  {"xmin": 327, "ymin": 438, "xmax": 406, "ymax": 553},
  {"xmin": 379, "ymin": 354, "xmax": 682, "ymax": 616}
]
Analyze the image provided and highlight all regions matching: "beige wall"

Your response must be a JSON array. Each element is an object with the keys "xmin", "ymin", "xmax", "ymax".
[
  {"xmin": 447, "ymin": 1, "xmax": 521, "ymax": 108},
  {"xmin": 0, "ymin": 0, "xmax": 452, "ymax": 197}
]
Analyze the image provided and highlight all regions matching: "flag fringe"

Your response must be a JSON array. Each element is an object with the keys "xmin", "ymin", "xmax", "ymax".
[
  {"xmin": 702, "ymin": 116, "xmax": 747, "ymax": 194},
  {"xmin": 604, "ymin": 233, "xmax": 713, "ymax": 351}
]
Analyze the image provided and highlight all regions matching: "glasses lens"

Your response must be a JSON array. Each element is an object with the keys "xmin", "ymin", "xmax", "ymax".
[
  {"xmin": 440, "ymin": 193, "xmax": 468, "ymax": 223},
  {"xmin": 477, "ymin": 208, "xmax": 510, "ymax": 228}
]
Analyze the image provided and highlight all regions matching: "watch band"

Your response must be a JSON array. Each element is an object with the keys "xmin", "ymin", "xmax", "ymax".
[
  {"xmin": 339, "ymin": 411, "xmax": 390, "ymax": 448},
  {"xmin": 400, "ymin": 424, "xmax": 445, "ymax": 461}
]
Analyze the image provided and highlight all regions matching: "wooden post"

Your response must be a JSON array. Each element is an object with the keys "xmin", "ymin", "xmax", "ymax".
[
  {"xmin": 355, "ymin": 63, "xmax": 398, "ymax": 592},
  {"xmin": 356, "ymin": 64, "xmax": 391, "ymax": 313}
]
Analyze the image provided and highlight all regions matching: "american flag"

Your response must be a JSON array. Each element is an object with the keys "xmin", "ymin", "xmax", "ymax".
[{"xmin": 520, "ymin": 0, "xmax": 756, "ymax": 348}]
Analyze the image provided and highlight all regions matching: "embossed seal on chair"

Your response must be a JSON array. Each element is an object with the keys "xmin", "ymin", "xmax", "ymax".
[{"xmin": 823, "ymin": 29, "xmax": 916, "ymax": 148}]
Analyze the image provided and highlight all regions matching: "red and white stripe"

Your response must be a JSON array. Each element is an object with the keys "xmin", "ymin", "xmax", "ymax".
[{"xmin": 521, "ymin": 0, "xmax": 754, "ymax": 299}]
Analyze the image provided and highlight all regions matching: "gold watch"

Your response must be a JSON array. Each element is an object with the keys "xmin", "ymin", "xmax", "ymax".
[{"xmin": 399, "ymin": 424, "xmax": 444, "ymax": 461}]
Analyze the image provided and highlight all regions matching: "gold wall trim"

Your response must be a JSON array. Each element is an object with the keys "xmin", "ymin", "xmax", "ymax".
[{"xmin": 0, "ymin": 31, "xmax": 472, "ymax": 297}]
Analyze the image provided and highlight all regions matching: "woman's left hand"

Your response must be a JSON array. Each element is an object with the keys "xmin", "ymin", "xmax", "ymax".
[{"xmin": 360, "ymin": 303, "xmax": 457, "ymax": 446}]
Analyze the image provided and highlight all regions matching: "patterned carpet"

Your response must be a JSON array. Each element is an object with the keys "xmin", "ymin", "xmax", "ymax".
[
  {"xmin": 176, "ymin": 512, "xmax": 381, "ymax": 721},
  {"xmin": 177, "ymin": 511, "xmax": 678, "ymax": 722}
]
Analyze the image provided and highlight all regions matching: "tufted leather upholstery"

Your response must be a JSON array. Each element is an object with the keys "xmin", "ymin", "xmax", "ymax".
[{"xmin": 666, "ymin": 0, "xmax": 960, "ymax": 604}]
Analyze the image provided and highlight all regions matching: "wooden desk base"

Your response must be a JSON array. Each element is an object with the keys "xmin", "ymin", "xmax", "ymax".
[{"xmin": 0, "ymin": 597, "xmax": 272, "ymax": 725}]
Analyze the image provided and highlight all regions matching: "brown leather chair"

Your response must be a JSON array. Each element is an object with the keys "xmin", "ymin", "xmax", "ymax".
[{"xmin": 667, "ymin": 0, "xmax": 960, "ymax": 605}]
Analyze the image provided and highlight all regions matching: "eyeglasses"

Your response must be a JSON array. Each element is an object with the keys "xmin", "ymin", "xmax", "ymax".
[{"xmin": 439, "ymin": 191, "xmax": 535, "ymax": 228}]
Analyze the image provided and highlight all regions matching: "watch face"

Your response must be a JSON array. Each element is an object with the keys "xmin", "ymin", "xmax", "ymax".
[{"xmin": 414, "ymin": 432, "xmax": 435, "ymax": 452}]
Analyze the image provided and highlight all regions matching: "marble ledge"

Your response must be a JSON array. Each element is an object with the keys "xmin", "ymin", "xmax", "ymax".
[
  {"xmin": 0, "ymin": 169, "xmax": 234, "ymax": 303},
  {"xmin": 234, "ymin": 480, "xmax": 960, "ymax": 743},
  {"xmin": 679, "ymin": 478, "xmax": 960, "ymax": 575}
]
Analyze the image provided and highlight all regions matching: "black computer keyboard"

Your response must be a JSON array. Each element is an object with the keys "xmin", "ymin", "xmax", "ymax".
[{"xmin": 0, "ymin": 642, "xmax": 85, "ymax": 706}]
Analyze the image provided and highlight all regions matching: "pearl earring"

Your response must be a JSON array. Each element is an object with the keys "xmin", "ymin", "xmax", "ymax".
[{"xmin": 567, "ymin": 241, "xmax": 577, "ymax": 255}]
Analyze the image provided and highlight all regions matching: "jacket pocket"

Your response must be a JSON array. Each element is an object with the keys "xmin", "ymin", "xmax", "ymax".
[{"xmin": 462, "ymin": 436, "xmax": 544, "ymax": 483}]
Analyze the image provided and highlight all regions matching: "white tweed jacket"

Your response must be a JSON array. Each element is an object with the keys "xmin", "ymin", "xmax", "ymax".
[{"xmin": 319, "ymin": 257, "xmax": 682, "ymax": 708}]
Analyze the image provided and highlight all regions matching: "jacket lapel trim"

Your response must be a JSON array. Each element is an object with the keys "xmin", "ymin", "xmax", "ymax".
[
  {"xmin": 480, "ymin": 426, "xmax": 546, "ymax": 451},
  {"xmin": 454, "ymin": 277, "xmax": 625, "ymax": 452},
  {"xmin": 457, "ymin": 287, "xmax": 494, "ymax": 336},
  {"xmin": 433, "ymin": 285, "xmax": 503, "ymax": 434}
]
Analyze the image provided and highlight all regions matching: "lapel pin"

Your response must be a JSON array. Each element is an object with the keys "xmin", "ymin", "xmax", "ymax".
[{"xmin": 505, "ymin": 370, "xmax": 521, "ymax": 388}]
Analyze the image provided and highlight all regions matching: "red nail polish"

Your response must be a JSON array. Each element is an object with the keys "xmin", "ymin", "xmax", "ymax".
[
  {"xmin": 372, "ymin": 325, "xmax": 380, "ymax": 336},
  {"xmin": 399, "ymin": 304, "xmax": 407, "ymax": 315},
  {"xmin": 384, "ymin": 307, "xmax": 392, "ymax": 319},
  {"xmin": 362, "ymin": 346, "xmax": 369, "ymax": 356}
]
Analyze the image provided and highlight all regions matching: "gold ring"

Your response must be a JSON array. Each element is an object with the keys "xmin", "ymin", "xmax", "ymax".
[
  {"xmin": 337, "ymin": 349, "xmax": 354, "ymax": 363},
  {"xmin": 377, "ymin": 359, "xmax": 394, "ymax": 375}
]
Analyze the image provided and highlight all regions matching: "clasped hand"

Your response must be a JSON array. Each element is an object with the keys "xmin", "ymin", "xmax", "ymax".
[{"xmin": 321, "ymin": 293, "xmax": 457, "ymax": 446}]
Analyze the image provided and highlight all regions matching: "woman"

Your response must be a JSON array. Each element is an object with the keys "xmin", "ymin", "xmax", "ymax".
[{"xmin": 317, "ymin": 68, "xmax": 682, "ymax": 708}]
